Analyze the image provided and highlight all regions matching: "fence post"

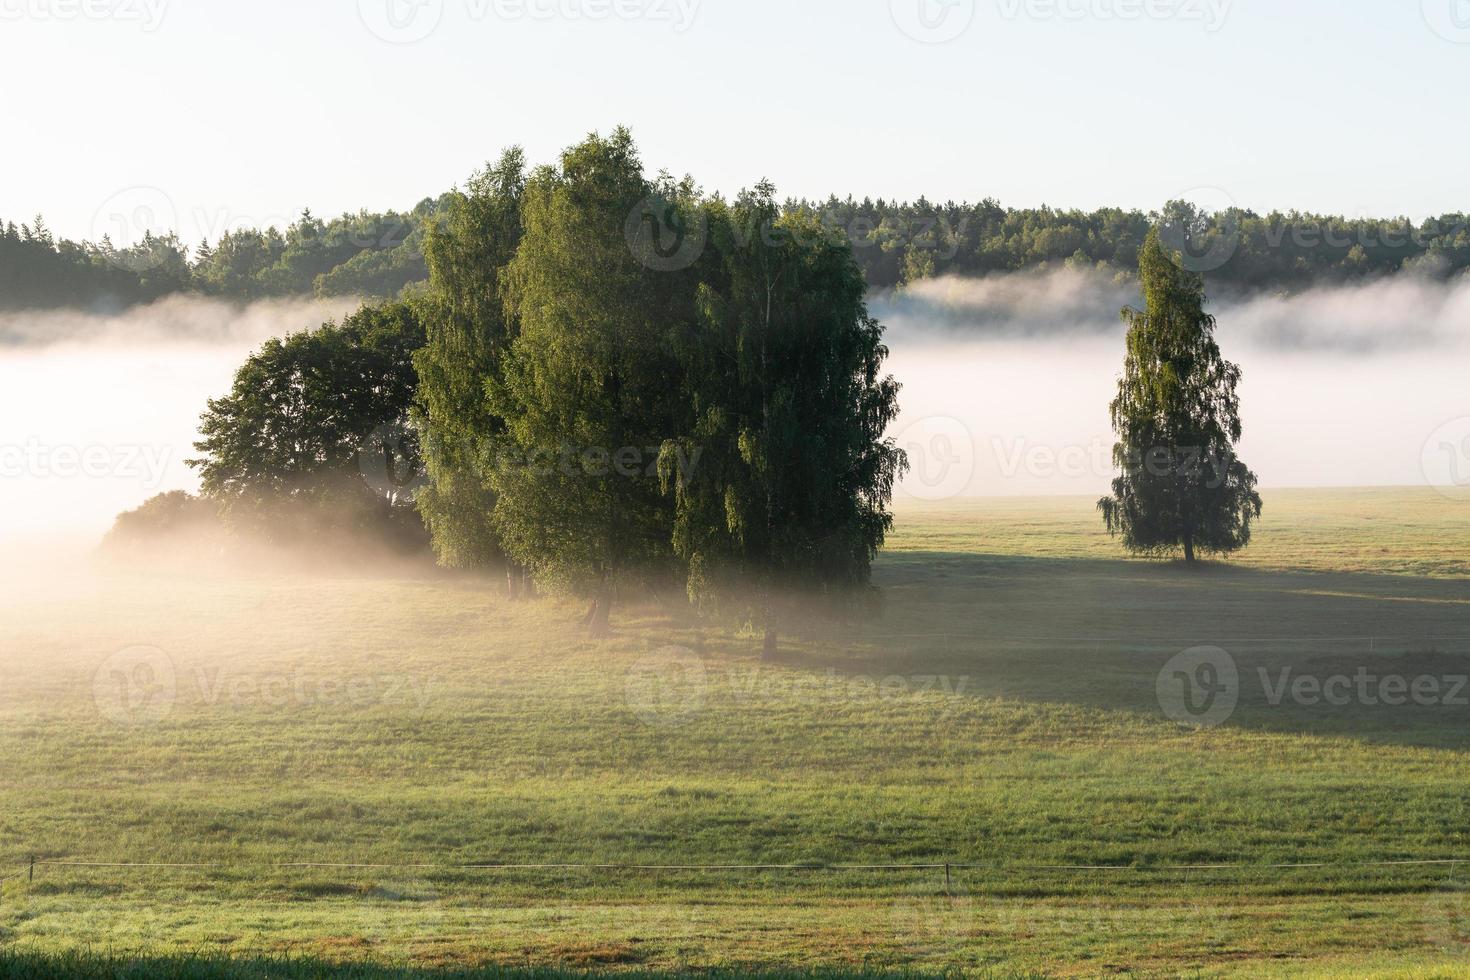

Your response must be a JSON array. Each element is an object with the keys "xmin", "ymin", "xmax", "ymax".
[
  {"xmin": 29, "ymin": 856, "xmax": 35, "ymax": 882},
  {"xmin": 944, "ymin": 863, "xmax": 952, "ymax": 894}
]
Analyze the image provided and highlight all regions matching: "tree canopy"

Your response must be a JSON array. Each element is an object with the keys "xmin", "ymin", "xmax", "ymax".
[
  {"xmin": 1097, "ymin": 230, "xmax": 1263, "ymax": 563},
  {"xmin": 10, "ymin": 192, "xmax": 1467, "ymax": 314},
  {"xmin": 188, "ymin": 302, "xmax": 427, "ymax": 551}
]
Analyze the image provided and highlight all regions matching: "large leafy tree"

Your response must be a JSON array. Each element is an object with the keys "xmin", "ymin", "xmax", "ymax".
[
  {"xmin": 662, "ymin": 186, "xmax": 907, "ymax": 656},
  {"xmin": 188, "ymin": 302, "xmax": 426, "ymax": 549},
  {"xmin": 413, "ymin": 150, "xmax": 526, "ymax": 578},
  {"xmin": 491, "ymin": 129, "xmax": 689, "ymax": 634},
  {"xmin": 1098, "ymin": 230, "xmax": 1262, "ymax": 563}
]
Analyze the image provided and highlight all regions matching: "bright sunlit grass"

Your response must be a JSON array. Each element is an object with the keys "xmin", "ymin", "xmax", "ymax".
[{"xmin": 0, "ymin": 488, "xmax": 1467, "ymax": 976}]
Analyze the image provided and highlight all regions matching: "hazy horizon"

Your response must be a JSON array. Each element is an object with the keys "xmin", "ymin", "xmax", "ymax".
[{"xmin": 5, "ymin": 270, "xmax": 1464, "ymax": 558}]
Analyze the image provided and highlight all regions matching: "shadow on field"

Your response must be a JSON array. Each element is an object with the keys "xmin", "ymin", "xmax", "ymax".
[
  {"xmin": 774, "ymin": 551, "xmax": 1470, "ymax": 749},
  {"xmin": 0, "ymin": 950, "xmax": 1033, "ymax": 980}
]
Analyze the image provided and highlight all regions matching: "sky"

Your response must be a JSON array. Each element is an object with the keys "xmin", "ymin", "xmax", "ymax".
[{"xmin": 3, "ymin": 0, "xmax": 1468, "ymax": 246}]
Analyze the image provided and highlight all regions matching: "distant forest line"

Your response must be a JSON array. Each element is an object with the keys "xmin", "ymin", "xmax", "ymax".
[{"xmin": 5, "ymin": 193, "xmax": 1469, "ymax": 312}]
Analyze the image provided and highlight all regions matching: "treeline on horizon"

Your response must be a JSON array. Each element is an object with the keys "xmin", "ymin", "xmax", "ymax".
[{"xmin": 7, "ymin": 190, "xmax": 1470, "ymax": 314}]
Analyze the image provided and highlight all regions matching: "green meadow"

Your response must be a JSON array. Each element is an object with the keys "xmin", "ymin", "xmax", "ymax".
[{"xmin": 1, "ymin": 488, "xmax": 1468, "ymax": 978}]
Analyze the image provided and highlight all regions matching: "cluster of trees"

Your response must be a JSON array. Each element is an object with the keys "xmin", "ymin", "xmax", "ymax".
[
  {"xmin": 14, "ymin": 189, "xmax": 1470, "ymax": 314},
  {"xmin": 115, "ymin": 133, "xmax": 1268, "ymax": 645},
  {"xmin": 166, "ymin": 131, "xmax": 907, "ymax": 650},
  {"xmin": 1, "ymin": 202, "xmax": 441, "ymax": 312},
  {"xmin": 108, "ymin": 303, "xmax": 430, "ymax": 561},
  {"xmin": 413, "ymin": 131, "xmax": 906, "ymax": 648}
]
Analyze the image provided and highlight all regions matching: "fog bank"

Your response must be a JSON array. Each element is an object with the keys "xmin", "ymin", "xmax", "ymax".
[{"xmin": 874, "ymin": 268, "xmax": 1470, "ymax": 353}]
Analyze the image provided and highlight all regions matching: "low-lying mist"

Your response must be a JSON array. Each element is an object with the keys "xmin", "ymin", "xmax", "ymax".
[
  {"xmin": 1, "ymin": 295, "xmax": 360, "ymax": 561},
  {"xmin": 876, "ymin": 268, "xmax": 1470, "ymax": 500},
  {"xmin": 873, "ymin": 267, "xmax": 1470, "ymax": 352},
  {"xmin": 2, "ymin": 274, "xmax": 1464, "ymax": 566}
]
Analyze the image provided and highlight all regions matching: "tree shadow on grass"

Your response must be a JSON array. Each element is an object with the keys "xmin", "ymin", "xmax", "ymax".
[
  {"xmin": 770, "ymin": 550, "xmax": 1470, "ymax": 750},
  {"xmin": 0, "ymin": 949, "xmax": 1033, "ymax": 980}
]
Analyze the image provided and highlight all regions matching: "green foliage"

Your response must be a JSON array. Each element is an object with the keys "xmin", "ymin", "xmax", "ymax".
[
  {"xmin": 101, "ymin": 491, "xmax": 224, "ymax": 554},
  {"xmin": 663, "ymin": 186, "xmax": 907, "ymax": 648},
  {"xmin": 413, "ymin": 150, "xmax": 526, "ymax": 570},
  {"xmin": 489, "ymin": 130, "xmax": 687, "ymax": 621},
  {"xmin": 0, "ymin": 201, "xmax": 442, "ymax": 314},
  {"xmin": 799, "ymin": 196, "xmax": 1470, "ymax": 291},
  {"xmin": 9, "ymin": 191, "xmax": 1469, "ymax": 316},
  {"xmin": 188, "ymin": 302, "xmax": 427, "ymax": 550},
  {"xmin": 1097, "ymin": 231, "xmax": 1263, "ymax": 562},
  {"xmin": 0, "ymin": 217, "xmax": 187, "ymax": 311},
  {"xmin": 2, "ymin": 492, "xmax": 1468, "ymax": 976}
]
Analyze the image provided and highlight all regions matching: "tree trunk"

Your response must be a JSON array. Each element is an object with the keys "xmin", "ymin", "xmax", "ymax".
[
  {"xmin": 506, "ymin": 565, "xmax": 519, "ymax": 600},
  {"xmin": 762, "ymin": 625, "xmax": 778, "ymax": 660},
  {"xmin": 1183, "ymin": 533, "xmax": 1196, "ymax": 565},
  {"xmin": 589, "ymin": 590, "xmax": 613, "ymax": 638},
  {"xmin": 581, "ymin": 597, "xmax": 600, "ymax": 627}
]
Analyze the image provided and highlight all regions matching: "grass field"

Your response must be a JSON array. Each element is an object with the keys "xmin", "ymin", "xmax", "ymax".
[{"xmin": 1, "ymin": 488, "xmax": 1468, "ymax": 978}]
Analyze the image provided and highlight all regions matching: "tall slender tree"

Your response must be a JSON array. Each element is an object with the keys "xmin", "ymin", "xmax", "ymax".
[
  {"xmin": 1098, "ymin": 230, "xmax": 1262, "ymax": 563},
  {"xmin": 662, "ymin": 187, "xmax": 907, "ymax": 656},
  {"xmin": 491, "ymin": 129, "xmax": 689, "ymax": 634},
  {"xmin": 413, "ymin": 149, "xmax": 525, "ymax": 583}
]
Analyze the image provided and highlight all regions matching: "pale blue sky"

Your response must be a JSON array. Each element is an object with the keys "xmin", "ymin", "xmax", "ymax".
[{"xmin": 3, "ymin": 0, "xmax": 1466, "ymax": 245}]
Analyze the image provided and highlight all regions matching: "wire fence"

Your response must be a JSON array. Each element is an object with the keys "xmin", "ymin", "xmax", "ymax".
[{"xmin": 5, "ymin": 855, "xmax": 1465, "ymax": 877}]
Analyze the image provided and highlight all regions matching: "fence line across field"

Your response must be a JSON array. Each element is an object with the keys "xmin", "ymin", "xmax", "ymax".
[{"xmin": 8, "ymin": 856, "xmax": 1466, "ymax": 876}]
